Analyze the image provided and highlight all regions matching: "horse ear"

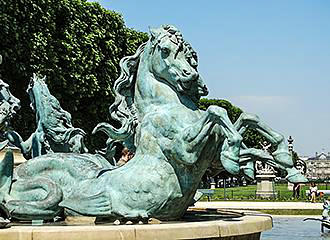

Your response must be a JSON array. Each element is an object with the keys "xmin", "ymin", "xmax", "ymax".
[{"xmin": 149, "ymin": 26, "xmax": 159, "ymax": 40}]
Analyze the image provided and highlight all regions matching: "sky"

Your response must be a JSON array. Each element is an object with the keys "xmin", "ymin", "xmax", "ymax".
[{"xmin": 93, "ymin": 0, "xmax": 330, "ymax": 157}]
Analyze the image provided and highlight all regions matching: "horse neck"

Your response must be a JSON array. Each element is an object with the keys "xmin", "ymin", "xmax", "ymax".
[{"xmin": 134, "ymin": 55, "xmax": 181, "ymax": 116}]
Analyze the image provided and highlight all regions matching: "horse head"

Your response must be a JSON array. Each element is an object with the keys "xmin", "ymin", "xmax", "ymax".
[
  {"xmin": 26, "ymin": 73, "xmax": 49, "ymax": 113},
  {"xmin": 0, "ymin": 80, "xmax": 20, "ymax": 129},
  {"xmin": 0, "ymin": 55, "xmax": 20, "ymax": 129},
  {"xmin": 147, "ymin": 25, "xmax": 208, "ymax": 102},
  {"xmin": 27, "ymin": 73, "xmax": 76, "ymax": 127},
  {"xmin": 26, "ymin": 73, "xmax": 88, "ymax": 154},
  {"xmin": 26, "ymin": 74, "xmax": 66, "ymax": 122}
]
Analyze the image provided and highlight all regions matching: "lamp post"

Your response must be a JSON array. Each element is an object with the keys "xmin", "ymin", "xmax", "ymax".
[
  {"xmin": 288, "ymin": 136, "xmax": 294, "ymax": 153},
  {"xmin": 287, "ymin": 136, "xmax": 295, "ymax": 193}
]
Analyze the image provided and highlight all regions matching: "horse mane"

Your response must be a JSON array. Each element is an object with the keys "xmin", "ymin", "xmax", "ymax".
[{"xmin": 93, "ymin": 43, "xmax": 146, "ymax": 148}]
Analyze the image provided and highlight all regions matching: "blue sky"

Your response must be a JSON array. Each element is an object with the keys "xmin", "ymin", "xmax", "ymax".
[{"xmin": 94, "ymin": 0, "xmax": 330, "ymax": 156}]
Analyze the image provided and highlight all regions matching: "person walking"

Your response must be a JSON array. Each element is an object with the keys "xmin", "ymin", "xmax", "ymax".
[
  {"xmin": 293, "ymin": 183, "xmax": 301, "ymax": 199},
  {"xmin": 309, "ymin": 182, "xmax": 318, "ymax": 203}
]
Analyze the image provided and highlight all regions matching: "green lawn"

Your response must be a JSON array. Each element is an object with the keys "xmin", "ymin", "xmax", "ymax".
[{"xmin": 202, "ymin": 183, "xmax": 330, "ymax": 202}]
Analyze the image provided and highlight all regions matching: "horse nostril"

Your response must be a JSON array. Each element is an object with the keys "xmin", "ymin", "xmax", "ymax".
[
  {"xmin": 183, "ymin": 69, "xmax": 191, "ymax": 75},
  {"xmin": 199, "ymin": 85, "xmax": 209, "ymax": 96}
]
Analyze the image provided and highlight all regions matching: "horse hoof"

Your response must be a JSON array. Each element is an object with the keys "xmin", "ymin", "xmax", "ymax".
[
  {"xmin": 220, "ymin": 151, "xmax": 239, "ymax": 175},
  {"xmin": 241, "ymin": 112, "xmax": 259, "ymax": 122},
  {"xmin": 0, "ymin": 217, "xmax": 10, "ymax": 229},
  {"xmin": 148, "ymin": 218, "xmax": 162, "ymax": 224},
  {"xmin": 113, "ymin": 219, "xmax": 120, "ymax": 225},
  {"xmin": 286, "ymin": 168, "xmax": 308, "ymax": 183},
  {"xmin": 0, "ymin": 203, "xmax": 10, "ymax": 220},
  {"xmin": 242, "ymin": 167, "xmax": 255, "ymax": 181},
  {"xmin": 0, "ymin": 203, "xmax": 10, "ymax": 229},
  {"xmin": 273, "ymin": 150, "xmax": 293, "ymax": 168}
]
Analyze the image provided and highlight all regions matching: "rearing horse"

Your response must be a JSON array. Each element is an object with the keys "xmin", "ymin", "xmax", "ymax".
[{"xmin": 0, "ymin": 25, "xmax": 306, "ymax": 222}]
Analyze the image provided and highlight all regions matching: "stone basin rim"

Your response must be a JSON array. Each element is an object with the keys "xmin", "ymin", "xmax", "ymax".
[{"xmin": 0, "ymin": 215, "xmax": 272, "ymax": 240}]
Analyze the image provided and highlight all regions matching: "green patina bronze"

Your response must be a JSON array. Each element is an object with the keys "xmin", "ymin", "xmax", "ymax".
[
  {"xmin": 0, "ymin": 55, "xmax": 20, "ymax": 151},
  {"xmin": 0, "ymin": 25, "xmax": 307, "ymax": 223},
  {"xmin": 0, "ymin": 56, "xmax": 20, "ymax": 226},
  {"xmin": 6, "ymin": 74, "xmax": 88, "ymax": 159}
]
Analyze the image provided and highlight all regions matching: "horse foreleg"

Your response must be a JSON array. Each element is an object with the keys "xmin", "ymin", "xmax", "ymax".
[
  {"xmin": 234, "ymin": 113, "xmax": 283, "ymax": 144},
  {"xmin": 6, "ymin": 128, "xmax": 46, "ymax": 160},
  {"xmin": 207, "ymin": 106, "xmax": 243, "ymax": 175},
  {"xmin": 235, "ymin": 113, "xmax": 307, "ymax": 183},
  {"xmin": 234, "ymin": 113, "xmax": 292, "ymax": 167},
  {"xmin": 183, "ymin": 106, "xmax": 242, "ymax": 174},
  {"xmin": 5, "ymin": 131, "xmax": 35, "ymax": 159},
  {"xmin": 177, "ymin": 118, "xmax": 219, "ymax": 165}
]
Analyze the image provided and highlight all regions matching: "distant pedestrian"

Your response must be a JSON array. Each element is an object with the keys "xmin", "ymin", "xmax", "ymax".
[
  {"xmin": 309, "ymin": 182, "xmax": 318, "ymax": 203},
  {"xmin": 293, "ymin": 183, "xmax": 301, "ymax": 199},
  {"xmin": 117, "ymin": 147, "xmax": 134, "ymax": 167},
  {"xmin": 117, "ymin": 148, "xmax": 129, "ymax": 166}
]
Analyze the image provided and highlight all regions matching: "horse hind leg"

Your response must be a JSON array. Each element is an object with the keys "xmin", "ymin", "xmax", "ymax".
[{"xmin": 5, "ymin": 177, "xmax": 63, "ymax": 220}]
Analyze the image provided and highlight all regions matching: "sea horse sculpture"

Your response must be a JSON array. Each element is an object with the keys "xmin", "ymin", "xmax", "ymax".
[
  {"xmin": 0, "ymin": 25, "xmax": 307, "ymax": 222},
  {"xmin": 6, "ymin": 74, "xmax": 88, "ymax": 159},
  {"xmin": 0, "ymin": 56, "xmax": 20, "ymax": 225},
  {"xmin": 0, "ymin": 55, "xmax": 21, "ymax": 150}
]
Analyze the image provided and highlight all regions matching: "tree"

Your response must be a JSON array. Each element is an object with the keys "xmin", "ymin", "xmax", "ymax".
[{"xmin": 0, "ymin": 0, "xmax": 148, "ymax": 150}]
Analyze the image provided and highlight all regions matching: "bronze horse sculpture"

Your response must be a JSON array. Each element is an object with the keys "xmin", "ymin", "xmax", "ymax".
[
  {"xmin": 0, "ymin": 25, "xmax": 306, "ymax": 222},
  {"xmin": 6, "ymin": 74, "xmax": 88, "ymax": 159},
  {"xmin": 0, "ymin": 55, "xmax": 20, "ymax": 150}
]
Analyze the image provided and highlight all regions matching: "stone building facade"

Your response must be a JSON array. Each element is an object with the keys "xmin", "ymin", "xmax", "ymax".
[{"xmin": 304, "ymin": 152, "xmax": 330, "ymax": 180}]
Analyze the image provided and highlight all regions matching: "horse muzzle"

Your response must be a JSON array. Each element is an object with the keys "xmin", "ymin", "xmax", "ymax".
[
  {"xmin": 198, "ymin": 84, "xmax": 209, "ymax": 96},
  {"xmin": 197, "ymin": 75, "xmax": 208, "ymax": 96}
]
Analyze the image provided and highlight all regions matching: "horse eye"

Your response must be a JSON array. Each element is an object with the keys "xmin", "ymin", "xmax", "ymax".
[{"xmin": 161, "ymin": 47, "xmax": 170, "ymax": 55}]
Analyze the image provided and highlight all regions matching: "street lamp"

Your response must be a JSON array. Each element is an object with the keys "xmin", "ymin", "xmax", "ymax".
[{"xmin": 288, "ymin": 136, "xmax": 294, "ymax": 153}]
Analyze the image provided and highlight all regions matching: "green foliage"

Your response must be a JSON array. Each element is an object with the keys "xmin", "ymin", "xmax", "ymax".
[
  {"xmin": 198, "ymin": 98, "xmax": 242, "ymax": 122},
  {"xmin": 0, "ymin": 0, "xmax": 148, "ymax": 150},
  {"xmin": 243, "ymin": 128, "xmax": 268, "ymax": 150},
  {"xmin": 198, "ymin": 98, "xmax": 267, "ymax": 148}
]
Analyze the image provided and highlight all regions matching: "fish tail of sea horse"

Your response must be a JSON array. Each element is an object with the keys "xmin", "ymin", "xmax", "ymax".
[{"xmin": 0, "ymin": 150, "xmax": 13, "ymax": 203}]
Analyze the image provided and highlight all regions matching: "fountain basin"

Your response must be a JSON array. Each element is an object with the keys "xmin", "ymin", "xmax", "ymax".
[{"xmin": 0, "ymin": 215, "xmax": 271, "ymax": 240}]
